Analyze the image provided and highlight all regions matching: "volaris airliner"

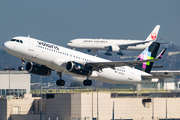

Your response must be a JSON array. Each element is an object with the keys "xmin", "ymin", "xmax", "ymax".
[
  {"xmin": 3, "ymin": 36, "xmax": 172, "ymax": 86},
  {"xmin": 67, "ymin": 25, "xmax": 160, "ymax": 56}
]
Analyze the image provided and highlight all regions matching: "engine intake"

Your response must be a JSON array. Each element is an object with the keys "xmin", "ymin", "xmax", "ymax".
[
  {"xmin": 26, "ymin": 62, "xmax": 51, "ymax": 76},
  {"xmin": 66, "ymin": 61, "xmax": 92, "ymax": 76}
]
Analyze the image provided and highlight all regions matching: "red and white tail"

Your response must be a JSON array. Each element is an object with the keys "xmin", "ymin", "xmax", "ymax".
[{"xmin": 145, "ymin": 25, "xmax": 160, "ymax": 41}]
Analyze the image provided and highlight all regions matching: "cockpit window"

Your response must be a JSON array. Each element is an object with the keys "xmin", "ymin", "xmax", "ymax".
[
  {"xmin": 11, "ymin": 39, "xmax": 23, "ymax": 44},
  {"xmin": 11, "ymin": 39, "xmax": 16, "ymax": 41}
]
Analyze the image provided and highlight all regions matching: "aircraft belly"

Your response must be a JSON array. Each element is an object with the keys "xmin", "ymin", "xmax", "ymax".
[{"xmin": 94, "ymin": 68, "xmax": 132, "ymax": 84}]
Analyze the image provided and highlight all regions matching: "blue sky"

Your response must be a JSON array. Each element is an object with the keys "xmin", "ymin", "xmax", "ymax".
[{"xmin": 0, "ymin": 1, "xmax": 180, "ymax": 48}]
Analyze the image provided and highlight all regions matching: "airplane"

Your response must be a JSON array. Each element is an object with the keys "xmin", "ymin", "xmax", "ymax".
[
  {"xmin": 67, "ymin": 25, "xmax": 160, "ymax": 56},
  {"xmin": 2, "ymin": 36, "xmax": 173, "ymax": 86}
]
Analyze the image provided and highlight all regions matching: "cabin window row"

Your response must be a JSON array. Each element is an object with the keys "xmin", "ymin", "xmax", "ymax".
[{"xmin": 36, "ymin": 45, "xmax": 94, "ymax": 62}]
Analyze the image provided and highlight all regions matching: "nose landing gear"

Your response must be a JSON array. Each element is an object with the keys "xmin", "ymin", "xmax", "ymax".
[{"xmin": 18, "ymin": 58, "xmax": 25, "ymax": 71}]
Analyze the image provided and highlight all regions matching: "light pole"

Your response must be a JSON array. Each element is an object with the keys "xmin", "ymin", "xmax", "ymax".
[
  {"xmin": 4, "ymin": 67, "xmax": 15, "ymax": 96},
  {"xmin": 40, "ymin": 76, "xmax": 43, "ymax": 120},
  {"xmin": 97, "ymin": 89, "xmax": 99, "ymax": 120},
  {"xmin": 166, "ymin": 79, "xmax": 167, "ymax": 120}
]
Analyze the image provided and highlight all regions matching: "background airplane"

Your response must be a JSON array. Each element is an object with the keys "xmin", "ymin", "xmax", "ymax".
[
  {"xmin": 3, "ymin": 36, "xmax": 172, "ymax": 86},
  {"xmin": 67, "ymin": 25, "xmax": 160, "ymax": 56}
]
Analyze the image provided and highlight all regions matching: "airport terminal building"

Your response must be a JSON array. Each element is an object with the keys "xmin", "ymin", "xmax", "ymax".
[
  {"xmin": 0, "ymin": 92, "xmax": 180, "ymax": 120},
  {"xmin": 0, "ymin": 71, "xmax": 30, "ymax": 97},
  {"xmin": 0, "ymin": 71, "xmax": 180, "ymax": 120}
]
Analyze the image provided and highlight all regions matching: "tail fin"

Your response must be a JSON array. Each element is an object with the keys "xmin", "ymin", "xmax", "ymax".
[
  {"xmin": 135, "ymin": 42, "xmax": 160, "ymax": 73},
  {"xmin": 145, "ymin": 25, "xmax": 160, "ymax": 41}
]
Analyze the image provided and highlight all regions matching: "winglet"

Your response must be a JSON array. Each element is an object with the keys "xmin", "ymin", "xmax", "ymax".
[
  {"xmin": 156, "ymin": 48, "xmax": 166, "ymax": 59},
  {"xmin": 145, "ymin": 25, "xmax": 160, "ymax": 41}
]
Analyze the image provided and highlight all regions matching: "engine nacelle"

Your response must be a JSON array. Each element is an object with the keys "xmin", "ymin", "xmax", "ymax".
[
  {"xmin": 26, "ymin": 62, "xmax": 51, "ymax": 76},
  {"xmin": 108, "ymin": 45, "xmax": 120, "ymax": 52},
  {"xmin": 87, "ymin": 49, "xmax": 98, "ymax": 53},
  {"xmin": 66, "ymin": 61, "xmax": 92, "ymax": 76}
]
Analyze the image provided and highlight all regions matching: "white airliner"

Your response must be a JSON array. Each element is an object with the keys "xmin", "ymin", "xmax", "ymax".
[
  {"xmin": 67, "ymin": 25, "xmax": 160, "ymax": 56},
  {"xmin": 3, "ymin": 36, "xmax": 172, "ymax": 86}
]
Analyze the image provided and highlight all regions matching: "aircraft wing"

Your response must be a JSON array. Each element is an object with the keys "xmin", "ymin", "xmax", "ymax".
[
  {"xmin": 87, "ymin": 48, "xmax": 166, "ymax": 71},
  {"xmin": 87, "ymin": 59, "xmax": 159, "ymax": 71},
  {"xmin": 121, "ymin": 40, "xmax": 154, "ymax": 46},
  {"xmin": 115, "ymin": 38, "xmax": 165, "ymax": 49},
  {"xmin": 108, "ymin": 40, "xmax": 155, "ymax": 50}
]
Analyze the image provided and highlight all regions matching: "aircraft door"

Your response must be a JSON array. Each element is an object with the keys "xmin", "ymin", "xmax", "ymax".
[
  {"xmin": 128, "ymin": 67, "xmax": 134, "ymax": 80},
  {"xmin": 28, "ymin": 38, "xmax": 34, "ymax": 51}
]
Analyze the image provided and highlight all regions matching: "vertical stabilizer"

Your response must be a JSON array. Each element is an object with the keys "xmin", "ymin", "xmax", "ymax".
[
  {"xmin": 145, "ymin": 25, "xmax": 160, "ymax": 41},
  {"xmin": 135, "ymin": 42, "xmax": 160, "ymax": 73}
]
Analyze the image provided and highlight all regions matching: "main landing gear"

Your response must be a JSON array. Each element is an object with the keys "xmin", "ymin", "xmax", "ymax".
[
  {"xmin": 105, "ymin": 51, "xmax": 112, "ymax": 56},
  {"xmin": 56, "ymin": 72, "xmax": 65, "ymax": 86},
  {"xmin": 83, "ymin": 76, "xmax": 92, "ymax": 86},
  {"xmin": 55, "ymin": 72, "xmax": 92, "ymax": 86},
  {"xmin": 18, "ymin": 58, "xmax": 25, "ymax": 71},
  {"xmin": 117, "ymin": 51, "xmax": 124, "ymax": 56},
  {"xmin": 105, "ymin": 51, "xmax": 124, "ymax": 56}
]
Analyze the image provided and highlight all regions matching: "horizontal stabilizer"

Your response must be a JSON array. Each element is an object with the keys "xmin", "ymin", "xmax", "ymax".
[
  {"xmin": 142, "ymin": 75, "xmax": 175, "ymax": 79},
  {"xmin": 156, "ymin": 48, "xmax": 166, "ymax": 59},
  {"xmin": 151, "ymin": 70, "xmax": 180, "ymax": 76},
  {"xmin": 159, "ymin": 42, "xmax": 172, "ymax": 44}
]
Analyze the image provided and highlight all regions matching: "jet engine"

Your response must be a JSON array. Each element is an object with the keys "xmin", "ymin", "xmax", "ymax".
[
  {"xmin": 108, "ymin": 45, "xmax": 120, "ymax": 52},
  {"xmin": 26, "ymin": 62, "xmax": 51, "ymax": 76},
  {"xmin": 87, "ymin": 49, "xmax": 98, "ymax": 53},
  {"xmin": 66, "ymin": 61, "xmax": 92, "ymax": 76}
]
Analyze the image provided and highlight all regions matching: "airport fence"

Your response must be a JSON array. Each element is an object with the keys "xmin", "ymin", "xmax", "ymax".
[{"xmin": 30, "ymin": 87, "xmax": 173, "ymax": 94}]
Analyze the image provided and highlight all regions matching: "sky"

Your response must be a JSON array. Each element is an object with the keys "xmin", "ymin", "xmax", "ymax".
[{"xmin": 0, "ymin": 1, "xmax": 180, "ymax": 48}]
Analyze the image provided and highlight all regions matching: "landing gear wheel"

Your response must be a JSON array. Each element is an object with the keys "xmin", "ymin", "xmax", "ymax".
[
  {"xmin": 56, "ymin": 72, "xmax": 65, "ymax": 86},
  {"xmin": 83, "ymin": 80, "xmax": 92, "ymax": 86},
  {"xmin": 105, "ymin": 52, "xmax": 112, "ymax": 56},
  {"xmin": 83, "ymin": 80, "xmax": 88, "ymax": 86},
  {"xmin": 18, "ymin": 66, "xmax": 24, "ymax": 71},
  {"xmin": 117, "ymin": 52, "xmax": 123, "ymax": 56},
  {"xmin": 56, "ymin": 80, "xmax": 65, "ymax": 86},
  {"xmin": 87, "ymin": 80, "xmax": 92, "ymax": 86}
]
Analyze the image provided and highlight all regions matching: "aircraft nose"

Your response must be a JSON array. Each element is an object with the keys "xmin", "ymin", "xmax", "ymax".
[
  {"xmin": 3, "ymin": 41, "xmax": 11, "ymax": 51},
  {"xmin": 67, "ymin": 43, "xmax": 72, "ymax": 48}
]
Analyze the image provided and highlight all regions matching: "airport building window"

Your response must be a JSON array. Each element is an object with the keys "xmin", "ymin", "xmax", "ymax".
[{"xmin": 0, "ymin": 89, "xmax": 26, "ymax": 97}]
